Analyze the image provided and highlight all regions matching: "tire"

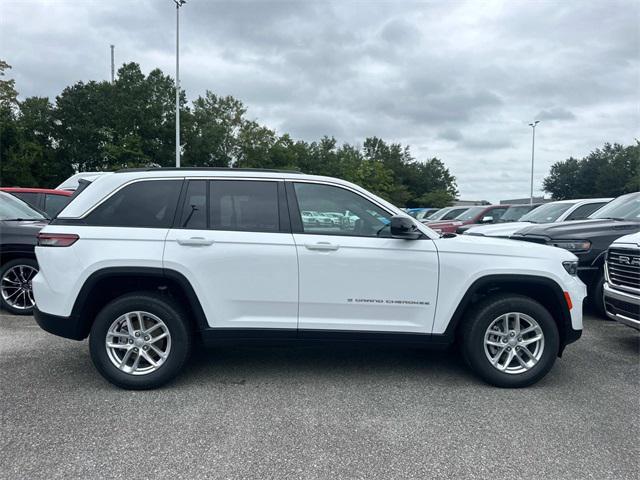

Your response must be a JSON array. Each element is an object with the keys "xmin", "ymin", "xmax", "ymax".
[
  {"xmin": 591, "ymin": 273, "xmax": 608, "ymax": 320},
  {"xmin": 0, "ymin": 258, "xmax": 38, "ymax": 315},
  {"xmin": 89, "ymin": 292, "xmax": 192, "ymax": 390},
  {"xmin": 461, "ymin": 294, "xmax": 560, "ymax": 388}
]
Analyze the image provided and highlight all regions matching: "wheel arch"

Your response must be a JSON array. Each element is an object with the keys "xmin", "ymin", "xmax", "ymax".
[
  {"xmin": 446, "ymin": 274, "xmax": 574, "ymax": 355},
  {"xmin": 70, "ymin": 267, "xmax": 208, "ymax": 340}
]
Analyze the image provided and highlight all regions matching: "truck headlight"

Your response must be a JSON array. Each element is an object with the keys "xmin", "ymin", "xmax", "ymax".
[
  {"xmin": 562, "ymin": 261, "xmax": 579, "ymax": 276},
  {"xmin": 551, "ymin": 240, "xmax": 591, "ymax": 252}
]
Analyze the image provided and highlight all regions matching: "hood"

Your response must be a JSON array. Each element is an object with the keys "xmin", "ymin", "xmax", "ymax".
[
  {"xmin": 434, "ymin": 233, "xmax": 576, "ymax": 262},
  {"xmin": 464, "ymin": 221, "xmax": 533, "ymax": 237},
  {"xmin": 611, "ymin": 231, "xmax": 640, "ymax": 247},
  {"xmin": 513, "ymin": 218, "xmax": 640, "ymax": 240}
]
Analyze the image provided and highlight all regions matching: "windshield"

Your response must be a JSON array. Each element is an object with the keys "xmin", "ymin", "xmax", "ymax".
[
  {"xmin": 0, "ymin": 192, "xmax": 46, "ymax": 221},
  {"xmin": 499, "ymin": 205, "xmax": 537, "ymax": 222},
  {"xmin": 591, "ymin": 192, "xmax": 640, "ymax": 221},
  {"xmin": 455, "ymin": 206, "xmax": 485, "ymax": 221},
  {"xmin": 519, "ymin": 202, "xmax": 575, "ymax": 223}
]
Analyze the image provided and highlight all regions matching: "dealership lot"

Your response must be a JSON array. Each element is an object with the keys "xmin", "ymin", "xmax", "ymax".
[{"xmin": 1, "ymin": 312, "xmax": 638, "ymax": 480}]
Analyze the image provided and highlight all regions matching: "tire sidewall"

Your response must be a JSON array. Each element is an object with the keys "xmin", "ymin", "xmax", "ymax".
[
  {"xmin": 463, "ymin": 295, "xmax": 560, "ymax": 388},
  {"xmin": 0, "ymin": 258, "xmax": 38, "ymax": 315},
  {"xmin": 89, "ymin": 293, "xmax": 191, "ymax": 390}
]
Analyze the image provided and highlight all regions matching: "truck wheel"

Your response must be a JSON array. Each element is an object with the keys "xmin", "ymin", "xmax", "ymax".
[
  {"xmin": 89, "ymin": 292, "xmax": 192, "ymax": 390},
  {"xmin": 0, "ymin": 258, "xmax": 38, "ymax": 315},
  {"xmin": 461, "ymin": 295, "xmax": 559, "ymax": 388}
]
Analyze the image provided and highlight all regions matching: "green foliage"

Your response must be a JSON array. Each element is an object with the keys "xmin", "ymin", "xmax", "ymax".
[
  {"xmin": 0, "ymin": 60, "xmax": 458, "ymax": 205},
  {"xmin": 543, "ymin": 143, "xmax": 640, "ymax": 199}
]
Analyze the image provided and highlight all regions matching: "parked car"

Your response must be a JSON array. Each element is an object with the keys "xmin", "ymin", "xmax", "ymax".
[
  {"xmin": 0, "ymin": 191, "xmax": 49, "ymax": 315},
  {"xmin": 456, "ymin": 203, "xmax": 542, "ymax": 234},
  {"xmin": 407, "ymin": 208, "xmax": 440, "ymax": 221},
  {"xmin": 511, "ymin": 192, "xmax": 640, "ymax": 316},
  {"xmin": 33, "ymin": 168, "xmax": 584, "ymax": 390},
  {"xmin": 603, "ymin": 232, "xmax": 639, "ymax": 330},
  {"xmin": 1, "ymin": 187, "xmax": 73, "ymax": 218},
  {"xmin": 426, "ymin": 204, "xmax": 511, "ymax": 234},
  {"xmin": 301, "ymin": 210, "xmax": 335, "ymax": 227},
  {"xmin": 56, "ymin": 172, "xmax": 110, "ymax": 191},
  {"xmin": 464, "ymin": 198, "xmax": 612, "ymax": 238},
  {"xmin": 422, "ymin": 206, "xmax": 470, "ymax": 223}
]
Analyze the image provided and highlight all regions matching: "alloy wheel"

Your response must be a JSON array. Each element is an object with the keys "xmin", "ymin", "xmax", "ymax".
[
  {"xmin": 105, "ymin": 311, "xmax": 172, "ymax": 375},
  {"xmin": 0, "ymin": 264, "xmax": 38, "ymax": 311},
  {"xmin": 483, "ymin": 312, "xmax": 545, "ymax": 374}
]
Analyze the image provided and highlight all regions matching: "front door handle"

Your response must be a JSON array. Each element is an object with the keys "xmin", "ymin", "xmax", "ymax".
[
  {"xmin": 177, "ymin": 237, "xmax": 214, "ymax": 246},
  {"xmin": 304, "ymin": 242, "xmax": 339, "ymax": 251}
]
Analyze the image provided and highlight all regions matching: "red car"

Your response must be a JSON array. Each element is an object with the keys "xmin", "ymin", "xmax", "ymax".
[
  {"xmin": 0, "ymin": 187, "xmax": 73, "ymax": 218},
  {"xmin": 426, "ymin": 204, "xmax": 511, "ymax": 234}
]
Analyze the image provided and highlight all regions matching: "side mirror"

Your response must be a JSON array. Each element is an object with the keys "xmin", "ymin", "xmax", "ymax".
[
  {"xmin": 480, "ymin": 215, "xmax": 493, "ymax": 224},
  {"xmin": 390, "ymin": 216, "xmax": 421, "ymax": 239}
]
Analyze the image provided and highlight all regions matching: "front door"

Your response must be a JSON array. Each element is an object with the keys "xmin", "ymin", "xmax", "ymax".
[{"xmin": 288, "ymin": 181, "xmax": 439, "ymax": 334}]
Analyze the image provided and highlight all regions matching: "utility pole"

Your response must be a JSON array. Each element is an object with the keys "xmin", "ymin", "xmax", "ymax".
[
  {"xmin": 110, "ymin": 45, "xmax": 115, "ymax": 83},
  {"xmin": 528, "ymin": 120, "xmax": 540, "ymax": 204},
  {"xmin": 174, "ymin": 0, "xmax": 187, "ymax": 168}
]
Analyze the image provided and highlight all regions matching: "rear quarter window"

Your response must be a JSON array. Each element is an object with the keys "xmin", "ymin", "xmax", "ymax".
[{"xmin": 84, "ymin": 180, "xmax": 182, "ymax": 228}]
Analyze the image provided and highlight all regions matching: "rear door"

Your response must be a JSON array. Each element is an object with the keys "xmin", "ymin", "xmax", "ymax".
[
  {"xmin": 288, "ymin": 181, "xmax": 439, "ymax": 334},
  {"xmin": 163, "ymin": 178, "xmax": 298, "ymax": 330}
]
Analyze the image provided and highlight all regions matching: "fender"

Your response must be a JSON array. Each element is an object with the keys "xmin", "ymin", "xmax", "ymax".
[{"xmin": 442, "ymin": 274, "xmax": 574, "ymax": 349}]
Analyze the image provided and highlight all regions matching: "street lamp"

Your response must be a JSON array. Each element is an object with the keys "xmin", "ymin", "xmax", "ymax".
[
  {"xmin": 174, "ymin": 0, "xmax": 187, "ymax": 168},
  {"xmin": 528, "ymin": 120, "xmax": 540, "ymax": 204}
]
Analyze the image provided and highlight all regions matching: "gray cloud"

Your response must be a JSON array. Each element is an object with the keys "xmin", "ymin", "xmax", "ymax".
[{"xmin": 1, "ymin": 0, "xmax": 638, "ymax": 202}]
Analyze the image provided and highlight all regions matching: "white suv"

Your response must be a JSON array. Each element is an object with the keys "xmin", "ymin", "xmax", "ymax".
[{"xmin": 32, "ymin": 169, "xmax": 586, "ymax": 389}]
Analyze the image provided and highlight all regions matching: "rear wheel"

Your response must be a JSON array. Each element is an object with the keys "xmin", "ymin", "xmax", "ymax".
[
  {"xmin": 89, "ymin": 292, "xmax": 192, "ymax": 389},
  {"xmin": 0, "ymin": 258, "xmax": 38, "ymax": 315},
  {"xmin": 461, "ymin": 295, "xmax": 559, "ymax": 388}
]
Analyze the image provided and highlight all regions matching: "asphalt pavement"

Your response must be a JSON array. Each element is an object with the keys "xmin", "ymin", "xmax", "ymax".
[{"xmin": 1, "ymin": 312, "xmax": 638, "ymax": 480}]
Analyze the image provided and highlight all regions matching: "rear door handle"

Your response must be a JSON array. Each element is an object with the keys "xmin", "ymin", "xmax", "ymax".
[
  {"xmin": 304, "ymin": 242, "xmax": 339, "ymax": 251},
  {"xmin": 177, "ymin": 237, "xmax": 214, "ymax": 246}
]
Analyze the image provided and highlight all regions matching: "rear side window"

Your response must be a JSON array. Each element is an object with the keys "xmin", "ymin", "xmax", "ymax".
[
  {"xmin": 43, "ymin": 194, "xmax": 71, "ymax": 217},
  {"xmin": 210, "ymin": 180, "xmax": 279, "ymax": 233},
  {"xmin": 85, "ymin": 180, "xmax": 182, "ymax": 228},
  {"xmin": 565, "ymin": 202, "xmax": 606, "ymax": 221},
  {"xmin": 12, "ymin": 192, "xmax": 40, "ymax": 209}
]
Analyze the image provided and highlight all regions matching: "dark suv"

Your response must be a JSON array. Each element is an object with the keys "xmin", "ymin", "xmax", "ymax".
[{"xmin": 511, "ymin": 192, "xmax": 640, "ymax": 316}]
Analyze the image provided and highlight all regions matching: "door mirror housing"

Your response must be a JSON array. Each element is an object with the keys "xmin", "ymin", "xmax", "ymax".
[
  {"xmin": 480, "ymin": 215, "xmax": 493, "ymax": 224},
  {"xmin": 390, "ymin": 216, "xmax": 421, "ymax": 239}
]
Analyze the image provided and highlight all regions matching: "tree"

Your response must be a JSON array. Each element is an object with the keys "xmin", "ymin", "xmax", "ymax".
[{"xmin": 543, "ymin": 142, "xmax": 640, "ymax": 199}]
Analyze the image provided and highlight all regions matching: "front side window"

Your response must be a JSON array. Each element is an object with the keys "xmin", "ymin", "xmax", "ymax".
[
  {"xmin": 210, "ymin": 180, "xmax": 279, "ymax": 233},
  {"xmin": 12, "ymin": 192, "xmax": 40, "ymax": 209},
  {"xmin": 520, "ymin": 202, "xmax": 575, "ymax": 223},
  {"xmin": 293, "ymin": 182, "xmax": 392, "ymax": 237},
  {"xmin": 85, "ymin": 180, "xmax": 181, "ymax": 228}
]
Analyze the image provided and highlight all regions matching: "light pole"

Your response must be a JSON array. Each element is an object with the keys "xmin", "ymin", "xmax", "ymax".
[
  {"xmin": 528, "ymin": 120, "xmax": 540, "ymax": 204},
  {"xmin": 174, "ymin": 0, "xmax": 187, "ymax": 168}
]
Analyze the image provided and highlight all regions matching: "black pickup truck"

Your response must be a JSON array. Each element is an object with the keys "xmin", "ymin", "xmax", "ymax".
[{"xmin": 511, "ymin": 192, "xmax": 640, "ymax": 316}]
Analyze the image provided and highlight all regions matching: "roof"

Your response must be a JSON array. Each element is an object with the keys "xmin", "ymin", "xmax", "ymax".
[
  {"xmin": 116, "ymin": 167, "xmax": 303, "ymax": 174},
  {"xmin": 0, "ymin": 187, "xmax": 73, "ymax": 196}
]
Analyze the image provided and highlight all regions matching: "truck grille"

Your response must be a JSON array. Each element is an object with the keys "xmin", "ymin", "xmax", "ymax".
[{"xmin": 607, "ymin": 248, "xmax": 640, "ymax": 291}]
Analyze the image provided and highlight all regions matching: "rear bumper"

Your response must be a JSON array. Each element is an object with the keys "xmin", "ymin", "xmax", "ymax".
[
  {"xmin": 33, "ymin": 307, "xmax": 85, "ymax": 340},
  {"xmin": 604, "ymin": 283, "xmax": 640, "ymax": 330}
]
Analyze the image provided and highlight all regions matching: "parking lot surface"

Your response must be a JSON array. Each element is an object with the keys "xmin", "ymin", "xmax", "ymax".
[{"xmin": 0, "ymin": 313, "xmax": 638, "ymax": 480}]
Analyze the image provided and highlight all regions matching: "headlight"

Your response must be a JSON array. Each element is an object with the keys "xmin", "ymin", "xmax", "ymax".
[
  {"xmin": 562, "ymin": 260, "xmax": 579, "ymax": 275},
  {"xmin": 551, "ymin": 240, "xmax": 591, "ymax": 252}
]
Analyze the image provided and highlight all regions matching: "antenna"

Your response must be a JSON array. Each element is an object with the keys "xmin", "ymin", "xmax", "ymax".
[{"xmin": 110, "ymin": 45, "xmax": 115, "ymax": 83}]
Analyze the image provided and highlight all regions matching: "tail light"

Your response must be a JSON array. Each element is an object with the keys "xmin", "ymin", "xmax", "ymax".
[{"xmin": 37, "ymin": 233, "xmax": 79, "ymax": 247}]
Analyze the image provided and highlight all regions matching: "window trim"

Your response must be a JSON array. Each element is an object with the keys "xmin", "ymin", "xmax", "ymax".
[{"xmin": 287, "ymin": 179, "xmax": 405, "ymax": 239}]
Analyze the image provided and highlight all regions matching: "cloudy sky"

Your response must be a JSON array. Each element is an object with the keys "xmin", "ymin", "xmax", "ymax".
[{"xmin": 2, "ymin": 0, "xmax": 638, "ymax": 201}]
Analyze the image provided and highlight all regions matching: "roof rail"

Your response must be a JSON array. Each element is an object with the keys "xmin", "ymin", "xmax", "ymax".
[{"xmin": 115, "ymin": 167, "xmax": 303, "ymax": 174}]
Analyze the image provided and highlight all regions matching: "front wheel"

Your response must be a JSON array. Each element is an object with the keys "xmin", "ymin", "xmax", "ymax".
[
  {"xmin": 89, "ymin": 292, "xmax": 192, "ymax": 389},
  {"xmin": 461, "ymin": 295, "xmax": 560, "ymax": 388}
]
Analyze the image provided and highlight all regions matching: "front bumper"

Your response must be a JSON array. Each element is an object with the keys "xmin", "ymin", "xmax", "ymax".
[
  {"xmin": 33, "ymin": 307, "xmax": 85, "ymax": 340},
  {"xmin": 603, "ymin": 283, "xmax": 640, "ymax": 330}
]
